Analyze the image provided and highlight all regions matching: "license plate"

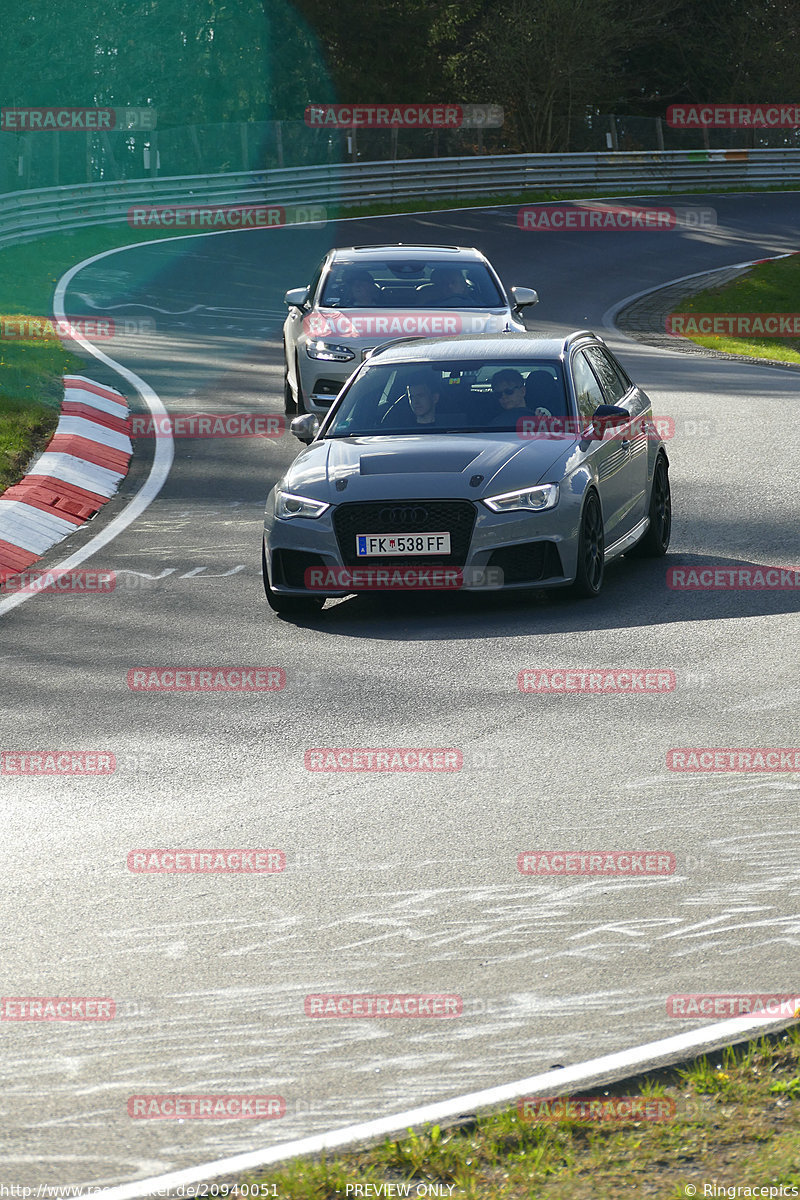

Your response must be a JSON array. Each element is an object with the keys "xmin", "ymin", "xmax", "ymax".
[{"xmin": 356, "ymin": 532, "xmax": 451, "ymax": 557}]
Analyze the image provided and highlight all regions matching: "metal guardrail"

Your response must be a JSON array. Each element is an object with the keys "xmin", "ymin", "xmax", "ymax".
[{"xmin": 1, "ymin": 148, "xmax": 798, "ymax": 247}]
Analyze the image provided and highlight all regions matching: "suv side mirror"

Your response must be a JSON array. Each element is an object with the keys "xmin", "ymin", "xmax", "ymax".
[
  {"xmin": 511, "ymin": 286, "xmax": 539, "ymax": 312},
  {"xmin": 284, "ymin": 287, "xmax": 309, "ymax": 310},
  {"xmin": 291, "ymin": 413, "xmax": 319, "ymax": 444}
]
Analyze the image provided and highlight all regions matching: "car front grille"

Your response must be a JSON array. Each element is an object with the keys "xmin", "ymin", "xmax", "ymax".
[
  {"xmin": 332, "ymin": 500, "xmax": 476, "ymax": 567},
  {"xmin": 486, "ymin": 541, "xmax": 563, "ymax": 585}
]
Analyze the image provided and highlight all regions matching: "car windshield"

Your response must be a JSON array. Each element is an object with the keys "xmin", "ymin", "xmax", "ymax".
[
  {"xmin": 323, "ymin": 359, "xmax": 571, "ymax": 437},
  {"xmin": 319, "ymin": 260, "xmax": 505, "ymax": 308}
]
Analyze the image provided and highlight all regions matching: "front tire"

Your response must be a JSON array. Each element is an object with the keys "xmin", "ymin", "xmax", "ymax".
[
  {"xmin": 262, "ymin": 544, "xmax": 324, "ymax": 616},
  {"xmin": 570, "ymin": 490, "xmax": 605, "ymax": 597},
  {"xmin": 628, "ymin": 454, "xmax": 671, "ymax": 557}
]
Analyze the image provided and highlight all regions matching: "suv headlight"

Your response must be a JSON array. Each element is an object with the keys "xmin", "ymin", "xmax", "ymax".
[
  {"xmin": 275, "ymin": 491, "xmax": 330, "ymax": 520},
  {"xmin": 306, "ymin": 340, "xmax": 355, "ymax": 362},
  {"xmin": 482, "ymin": 483, "xmax": 559, "ymax": 513}
]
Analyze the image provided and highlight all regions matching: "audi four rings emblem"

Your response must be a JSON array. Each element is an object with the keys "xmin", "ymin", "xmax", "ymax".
[{"xmin": 379, "ymin": 506, "xmax": 429, "ymax": 524}]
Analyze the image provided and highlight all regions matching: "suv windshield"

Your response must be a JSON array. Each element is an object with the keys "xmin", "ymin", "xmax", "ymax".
[
  {"xmin": 319, "ymin": 260, "xmax": 505, "ymax": 308},
  {"xmin": 324, "ymin": 359, "xmax": 570, "ymax": 437}
]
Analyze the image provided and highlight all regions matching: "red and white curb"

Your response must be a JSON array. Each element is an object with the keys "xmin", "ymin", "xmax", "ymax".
[{"xmin": 0, "ymin": 374, "xmax": 132, "ymax": 584}]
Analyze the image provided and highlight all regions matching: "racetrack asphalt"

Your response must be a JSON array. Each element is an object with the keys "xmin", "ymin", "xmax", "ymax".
[{"xmin": 1, "ymin": 192, "xmax": 798, "ymax": 1187}]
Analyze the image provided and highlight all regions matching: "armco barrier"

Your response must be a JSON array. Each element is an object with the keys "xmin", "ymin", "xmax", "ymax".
[{"xmin": 1, "ymin": 149, "xmax": 799, "ymax": 248}]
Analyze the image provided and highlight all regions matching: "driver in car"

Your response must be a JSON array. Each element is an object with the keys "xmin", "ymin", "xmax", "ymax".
[
  {"xmin": 340, "ymin": 269, "xmax": 382, "ymax": 307},
  {"xmin": 382, "ymin": 370, "xmax": 442, "ymax": 427},
  {"xmin": 426, "ymin": 267, "xmax": 473, "ymax": 304}
]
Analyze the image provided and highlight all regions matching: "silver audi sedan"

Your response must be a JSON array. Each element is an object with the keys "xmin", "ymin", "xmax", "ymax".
[
  {"xmin": 282, "ymin": 244, "xmax": 538, "ymax": 416},
  {"xmin": 262, "ymin": 330, "xmax": 671, "ymax": 616}
]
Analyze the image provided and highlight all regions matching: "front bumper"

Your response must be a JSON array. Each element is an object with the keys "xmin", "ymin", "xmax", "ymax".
[{"xmin": 264, "ymin": 496, "xmax": 580, "ymax": 597}]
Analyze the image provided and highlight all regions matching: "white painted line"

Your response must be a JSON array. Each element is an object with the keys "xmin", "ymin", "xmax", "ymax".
[
  {"xmin": 0, "ymin": 243, "xmax": 174, "ymax": 618},
  {"xmin": 91, "ymin": 1013, "xmax": 798, "ymax": 1200},
  {"xmin": 55, "ymin": 414, "xmax": 133, "ymax": 453},
  {"xmin": 0, "ymin": 500, "xmax": 79, "ymax": 552},
  {"xmin": 64, "ymin": 385, "xmax": 129, "ymax": 418},
  {"xmin": 28, "ymin": 452, "xmax": 124, "ymax": 497}
]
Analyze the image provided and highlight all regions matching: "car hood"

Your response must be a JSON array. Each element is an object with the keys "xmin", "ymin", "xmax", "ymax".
[{"xmin": 282, "ymin": 434, "xmax": 577, "ymax": 503}]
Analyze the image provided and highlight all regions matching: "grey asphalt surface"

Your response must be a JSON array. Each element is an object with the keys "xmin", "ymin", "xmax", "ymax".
[{"xmin": 1, "ymin": 193, "xmax": 799, "ymax": 1187}]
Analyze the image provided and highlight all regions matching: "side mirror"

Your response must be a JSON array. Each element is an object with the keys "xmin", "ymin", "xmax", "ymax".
[
  {"xmin": 511, "ymin": 286, "xmax": 539, "ymax": 312},
  {"xmin": 284, "ymin": 287, "xmax": 309, "ymax": 310},
  {"xmin": 590, "ymin": 403, "xmax": 629, "ymax": 440},
  {"xmin": 291, "ymin": 413, "xmax": 319, "ymax": 444}
]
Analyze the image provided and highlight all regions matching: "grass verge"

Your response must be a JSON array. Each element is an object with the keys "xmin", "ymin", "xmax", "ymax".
[
  {"xmin": 236, "ymin": 1026, "xmax": 800, "ymax": 1199},
  {"xmin": 672, "ymin": 252, "xmax": 800, "ymax": 364},
  {"xmin": 0, "ymin": 319, "xmax": 86, "ymax": 493}
]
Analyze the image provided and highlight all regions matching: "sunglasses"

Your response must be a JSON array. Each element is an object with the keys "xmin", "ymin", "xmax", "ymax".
[{"xmin": 493, "ymin": 384, "xmax": 522, "ymax": 397}]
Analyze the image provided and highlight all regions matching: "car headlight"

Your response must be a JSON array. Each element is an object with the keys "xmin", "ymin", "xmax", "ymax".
[
  {"xmin": 306, "ymin": 340, "xmax": 355, "ymax": 362},
  {"xmin": 275, "ymin": 491, "xmax": 330, "ymax": 520},
  {"xmin": 482, "ymin": 483, "xmax": 559, "ymax": 513}
]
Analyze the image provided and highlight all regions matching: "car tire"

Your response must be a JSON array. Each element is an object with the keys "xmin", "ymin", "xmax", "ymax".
[
  {"xmin": 628, "ymin": 454, "xmax": 671, "ymax": 558},
  {"xmin": 262, "ymin": 545, "xmax": 324, "ymax": 617},
  {"xmin": 570, "ymin": 490, "xmax": 605, "ymax": 598}
]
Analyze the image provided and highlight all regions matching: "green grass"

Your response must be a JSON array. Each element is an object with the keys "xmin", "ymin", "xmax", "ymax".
[
  {"xmin": 672, "ymin": 251, "xmax": 800, "ymax": 364},
  {"xmin": 235, "ymin": 1026, "xmax": 800, "ymax": 1199},
  {"xmin": 0, "ymin": 317, "xmax": 86, "ymax": 493}
]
